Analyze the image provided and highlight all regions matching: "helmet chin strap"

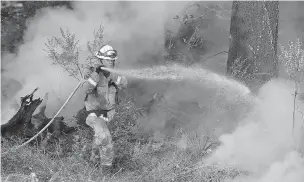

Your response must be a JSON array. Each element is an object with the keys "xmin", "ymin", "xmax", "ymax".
[{"xmin": 99, "ymin": 59, "xmax": 104, "ymax": 66}]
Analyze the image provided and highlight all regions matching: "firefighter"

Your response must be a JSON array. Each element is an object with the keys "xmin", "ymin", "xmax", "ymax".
[{"xmin": 82, "ymin": 45, "xmax": 127, "ymax": 168}]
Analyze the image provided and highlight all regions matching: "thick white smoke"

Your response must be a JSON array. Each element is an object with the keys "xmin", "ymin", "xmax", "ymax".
[
  {"xmin": 1, "ymin": 1, "xmax": 188, "ymax": 122},
  {"xmin": 205, "ymin": 78, "xmax": 304, "ymax": 182}
]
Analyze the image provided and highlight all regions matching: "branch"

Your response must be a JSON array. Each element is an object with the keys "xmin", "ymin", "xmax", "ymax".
[
  {"xmin": 200, "ymin": 51, "xmax": 228, "ymax": 62},
  {"xmin": 20, "ymin": 87, "xmax": 39, "ymax": 104},
  {"xmin": 44, "ymin": 27, "xmax": 82, "ymax": 81},
  {"xmin": 76, "ymin": 63, "xmax": 83, "ymax": 79},
  {"xmin": 296, "ymin": 104, "xmax": 304, "ymax": 128},
  {"xmin": 292, "ymin": 80, "xmax": 299, "ymax": 136},
  {"xmin": 51, "ymin": 56, "xmax": 80, "ymax": 81}
]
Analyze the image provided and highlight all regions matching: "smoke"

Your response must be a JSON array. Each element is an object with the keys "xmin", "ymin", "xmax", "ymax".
[
  {"xmin": 1, "ymin": 1, "xmax": 189, "ymax": 122},
  {"xmin": 136, "ymin": 70, "xmax": 254, "ymax": 141},
  {"xmin": 205, "ymin": 78, "xmax": 304, "ymax": 182},
  {"xmin": 278, "ymin": 1, "xmax": 304, "ymax": 45}
]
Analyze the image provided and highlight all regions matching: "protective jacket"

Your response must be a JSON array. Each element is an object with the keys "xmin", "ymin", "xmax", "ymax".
[{"xmin": 83, "ymin": 65, "xmax": 127, "ymax": 112}]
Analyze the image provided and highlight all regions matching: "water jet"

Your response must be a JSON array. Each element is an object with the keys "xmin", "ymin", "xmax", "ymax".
[{"xmin": 101, "ymin": 64, "xmax": 255, "ymax": 102}]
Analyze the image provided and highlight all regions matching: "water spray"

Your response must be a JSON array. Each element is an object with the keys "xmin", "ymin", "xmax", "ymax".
[{"xmin": 101, "ymin": 64, "xmax": 253, "ymax": 100}]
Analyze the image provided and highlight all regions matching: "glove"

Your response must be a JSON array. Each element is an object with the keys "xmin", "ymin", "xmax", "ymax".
[
  {"xmin": 83, "ymin": 66, "xmax": 95, "ymax": 80},
  {"xmin": 116, "ymin": 76, "xmax": 128, "ymax": 89},
  {"xmin": 116, "ymin": 76, "xmax": 122, "ymax": 85}
]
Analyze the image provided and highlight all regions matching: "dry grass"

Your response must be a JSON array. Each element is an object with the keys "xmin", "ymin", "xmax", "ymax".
[
  {"xmin": 1, "ymin": 114, "xmax": 247, "ymax": 182},
  {"xmin": 0, "ymin": 81, "xmax": 248, "ymax": 182},
  {"xmin": 1, "ymin": 136, "xmax": 247, "ymax": 182}
]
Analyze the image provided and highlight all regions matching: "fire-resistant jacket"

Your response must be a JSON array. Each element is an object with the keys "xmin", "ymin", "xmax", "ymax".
[{"xmin": 82, "ymin": 65, "xmax": 128, "ymax": 112}]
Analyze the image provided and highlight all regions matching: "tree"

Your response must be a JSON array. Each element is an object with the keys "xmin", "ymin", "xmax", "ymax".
[
  {"xmin": 226, "ymin": 1, "xmax": 279, "ymax": 91},
  {"xmin": 1, "ymin": 1, "xmax": 71, "ymax": 54},
  {"xmin": 279, "ymin": 37, "xmax": 304, "ymax": 145}
]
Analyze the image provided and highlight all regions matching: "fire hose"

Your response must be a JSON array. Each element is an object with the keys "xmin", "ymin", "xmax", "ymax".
[{"xmin": 2, "ymin": 80, "xmax": 84, "ymax": 155}]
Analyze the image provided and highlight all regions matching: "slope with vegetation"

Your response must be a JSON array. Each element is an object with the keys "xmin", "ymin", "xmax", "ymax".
[{"xmin": 1, "ymin": 1, "xmax": 304, "ymax": 182}]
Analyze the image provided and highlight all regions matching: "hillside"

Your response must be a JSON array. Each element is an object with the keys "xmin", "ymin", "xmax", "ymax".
[{"xmin": 1, "ymin": 1, "xmax": 304, "ymax": 182}]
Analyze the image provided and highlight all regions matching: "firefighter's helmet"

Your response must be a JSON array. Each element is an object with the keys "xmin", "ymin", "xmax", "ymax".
[{"xmin": 95, "ymin": 45, "xmax": 118, "ymax": 60}]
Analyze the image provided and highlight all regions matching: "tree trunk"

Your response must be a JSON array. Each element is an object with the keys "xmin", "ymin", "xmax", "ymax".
[
  {"xmin": 1, "ymin": 88, "xmax": 42, "ymax": 138},
  {"xmin": 226, "ymin": 1, "xmax": 279, "ymax": 91},
  {"xmin": 1, "ymin": 90, "xmax": 76, "ymax": 141}
]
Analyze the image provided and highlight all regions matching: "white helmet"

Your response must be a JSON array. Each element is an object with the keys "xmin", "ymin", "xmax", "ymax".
[{"xmin": 95, "ymin": 45, "xmax": 118, "ymax": 60}]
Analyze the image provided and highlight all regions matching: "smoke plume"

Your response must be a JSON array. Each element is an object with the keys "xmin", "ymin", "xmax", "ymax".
[
  {"xmin": 205, "ymin": 78, "xmax": 304, "ymax": 182},
  {"xmin": 1, "ymin": 1, "xmax": 189, "ymax": 122}
]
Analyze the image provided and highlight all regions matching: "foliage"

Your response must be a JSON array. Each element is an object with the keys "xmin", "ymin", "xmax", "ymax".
[
  {"xmin": 1, "ymin": 124, "xmax": 246, "ymax": 182},
  {"xmin": 44, "ymin": 28, "xmax": 82, "ymax": 80},
  {"xmin": 279, "ymin": 37, "xmax": 304, "ymax": 82},
  {"xmin": 86, "ymin": 24, "xmax": 106, "ymax": 65},
  {"xmin": 1, "ymin": 87, "xmax": 243, "ymax": 182},
  {"xmin": 44, "ymin": 24, "xmax": 106, "ymax": 81},
  {"xmin": 279, "ymin": 37, "xmax": 304, "ymax": 147},
  {"xmin": 173, "ymin": 2, "xmax": 231, "ymax": 25}
]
